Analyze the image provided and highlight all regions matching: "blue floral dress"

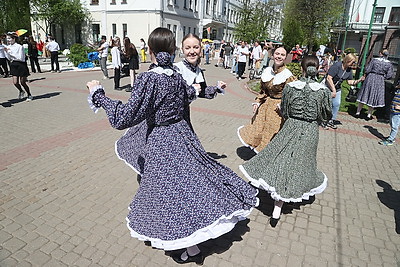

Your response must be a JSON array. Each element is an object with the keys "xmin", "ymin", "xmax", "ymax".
[{"xmin": 89, "ymin": 52, "xmax": 257, "ymax": 250}]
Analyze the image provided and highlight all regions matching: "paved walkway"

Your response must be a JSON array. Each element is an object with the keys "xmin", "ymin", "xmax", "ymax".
[{"xmin": 0, "ymin": 59, "xmax": 399, "ymax": 267}]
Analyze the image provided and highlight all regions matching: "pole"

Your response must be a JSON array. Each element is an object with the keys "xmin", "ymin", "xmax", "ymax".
[
  {"xmin": 341, "ymin": 14, "xmax": 349, "ymax": 52},
  {"xmin": 358, "ymin": 0, "xmax": 377, "ymax": 86}
]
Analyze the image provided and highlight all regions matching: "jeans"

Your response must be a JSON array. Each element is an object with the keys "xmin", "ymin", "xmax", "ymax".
[
  {"xmin": 388, "ymin": 113, "xmax": 400, "ymax": 141},
  {"xmin": 205, "ymin": 53, "xmax": 210, "ymax": 64},
  {"xmin": 100, "ymin": 57, "xmax": 108, "ymax": 77},
  {"xmin": 231, "ymin": 57, "xmax": 237, "ymax": 72},
  {"xmin": 332, "ymin": 90, "xmax": 341, "ymax": 120}
]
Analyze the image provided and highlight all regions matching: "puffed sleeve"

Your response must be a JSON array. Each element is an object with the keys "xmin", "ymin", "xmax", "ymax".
[
  {"xmin": 92, "ymin": 72, "xmax": 156, "ymax": 130},
  {"xmin": 281, "ymin": 84, "xmax": 292, "ymax": 120},
  {"xmin": 384, "ymin": 62, "xmax": 394, "ymax": 80},
  {"xmin": 365, "ymin": 59, "xmax": 374, "ymax": 74}
]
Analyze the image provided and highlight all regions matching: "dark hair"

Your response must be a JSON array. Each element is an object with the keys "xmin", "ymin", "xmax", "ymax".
[
  {"xmin": 101, "ymin": 35, "xmax": 106, "ymax": 40},
  {"xmin": 148, "ymin": 27, "xmax": 176, "ymax": 55},
  {"xmin": 182, "ymin": 33, "xmax": 201, "ymax": 47},
  {"xmin": 123, "ymin": 37, "xmax": 138, "ymax": 57},
  {"xmin": 301, "ymin": 55, "xmax": 319, "ymax": 72}
]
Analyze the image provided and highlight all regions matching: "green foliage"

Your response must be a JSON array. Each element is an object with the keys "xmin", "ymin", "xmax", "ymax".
[
  {"xmin": 0, "ymin": 0, "xmax": 31, "ymax": 34},
  {"xmin": 248, "ymin": 80, "xmax": 261, "ymax": 93},
  {"xmin": 283, "ymin": 0, "xmax": 343, "ymax": 51},
  {"xmin": 286, "ymin": 63, "xmax": 302, "ymax": 79},
  {"xmin": 31, "ymin": 0, "xmax": 90, "ymax": 34},
  {"xmin": 234, "ymin": 0, "xmax": 283, "ymax": 42},
  {"xmin": 67, "ymin": 43, "xmax": 95, "ymax": 67},
  {"xmin": 344, "ymin": 47, "xmax": 357, "ymax": 54}
]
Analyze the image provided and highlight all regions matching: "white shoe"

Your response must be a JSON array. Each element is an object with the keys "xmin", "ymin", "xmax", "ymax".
[
  {"xmin": 102, "ymin": 76, "xmax": 109, "ymax": 80},
  {"xmin": 26, "ymin": 95, "xmax": 33, "ymax": 102}
]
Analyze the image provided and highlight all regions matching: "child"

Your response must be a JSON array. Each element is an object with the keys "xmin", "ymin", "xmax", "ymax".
[
  {"xmin": 379, "ymin": 81, "xmax": 400, "ymax": 146},
  {"xmin": 86, "ymin": 27, "xmax": 257, "ymax": 264}
]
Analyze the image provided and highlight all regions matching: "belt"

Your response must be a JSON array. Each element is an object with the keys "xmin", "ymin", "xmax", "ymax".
[
  {"xmin": 154, "ymin": 118, "xmax": 182, "ymax": 127},
  {"xmin": 290, "ymin": 116, "xmax": 316, "ymax": 122}
]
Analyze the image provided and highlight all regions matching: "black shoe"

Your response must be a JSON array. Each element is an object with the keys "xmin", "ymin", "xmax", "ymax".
[
  {"xmin": 125, "ymin": 87, "xmax": 132, "ymax": 92},
  {"xmin": 172, "ymin": 251, "xmax": 204, "ymax": 265},
  {"xmin": 365, "ymin": 116, "xmax": 373, "ymax": 121},
  {"xmin": 333, "ymin": 120, "xmax": 342, "ymax": 125},
  {"xmin": 114, "ymin": 87, "xmax": 122, "ymax": 90},
  {"xmin": 354, "ymin": 113, "xmax": 360, "ymax": 118},
  {"xmin": 269, "ymin": 217, "xmax": 280, "ymax": 228}
]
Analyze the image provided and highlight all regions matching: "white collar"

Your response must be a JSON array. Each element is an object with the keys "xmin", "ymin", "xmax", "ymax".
[
  {"xmin": 261, "ymin": 67, "xmax": 293, "ymax": 85},
  {"xmin": 288, "ymin": 80, "xmax": 326, "ymax": 91},
  {"xmin": 149, "ymin": 67, "xmax": 174, "ymax": 76},
  {"xmin": 377, "ymin": 57, "xmax": 390, "ymax": 63}
]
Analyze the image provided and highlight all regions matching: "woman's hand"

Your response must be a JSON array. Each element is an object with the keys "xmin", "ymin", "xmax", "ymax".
[
  {"xmin": 331, "ymin": 90, "xmax": 337, "ymax": 98},
  {"xmin": 217, "ymin": 81, "xmax": 226, "ymax": 89},
  {"xmin": 192, "ymin": 84, "xmax": 201, "ymax": 94},
  {"xmin": 86, "ymin": 80, "xmax": 101, "ymax": 94}
]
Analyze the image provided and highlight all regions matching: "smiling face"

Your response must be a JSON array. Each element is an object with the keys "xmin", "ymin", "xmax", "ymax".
[
  {"xmin": 6, "ymin": 35, "xmax": 15, "ymax": 45},
  {"xmin": 273, "ymin": 47, "xmax": 287, "ymax": 67},
  {"xmin": 182, "ymin": 36, "xmax": 201, "ymax": 65}
]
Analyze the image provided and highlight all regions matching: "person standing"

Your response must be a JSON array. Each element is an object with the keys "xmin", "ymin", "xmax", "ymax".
[
  {"xmin": 236, "ymin": 41, "xmax": 249, "ymax": 80},
  {"xmin": 238, "ymin": 47, "xmax": 296, "ymax": 153},
  {"xmin": 123, "ymin": 37, "xmax": 140, "ymax": 91},
  {"xmin": 224, "ymin": 42, "xmax": 232, "ymax": 69},
  {"xmin": 97, "ymin": 35, "xmax": 109, "ymax": 79},
  {"xmin": 239, "ymin": 55, "xmax": 331, "ymax": 228},
  {"xmin": 356, "ymin": 49, "xmax": 394, "ymax": 120},
  {"xmin": 290, "ymin": 44, "xmax": 303, "ymax": 63},
  {"xmin": 139, "ymin": 38, "xmax": 147, "ymax": 63},
  {"xmin": 86, "ymin": 27, "xmax": 257, "ymax": 265},
  {"xmin": 28, "ymin": 36, "xmax": 41, "ymax": 73},
  {"xmin": 324, "ymin": 53, "xmax": 363, "ymax": 129},
  {"xmin": 379, "ymin": 81, "xmax": 400, "ymax": 146},
  {"xmin": 4, "ymin": 32, "xmax": 33, "ymax": 101},
  {"xmin": 204, "ymin": 41, "xmax": 211, "ymax": 64},
  {"xmin": 251, "ymin": 41, "xmax": 262, "ymax": 70},
  {"xmin": 215, "ymin": 40, "xmax": 225, "ymax": 67},
  {"xmin": 46, "ymin": 36, "xmax": 60, "ymax": 73},
  {"xmin": 110, "ymin": 37, "xmax": 122, "ymax": 90},
  {"xmin": 0, "ymin": 35, "xmax": 9, "ymax": 78}
]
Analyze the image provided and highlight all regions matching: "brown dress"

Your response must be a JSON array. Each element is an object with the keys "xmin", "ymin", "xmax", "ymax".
[{"xmin": 238, "ymin": 65, "xmax": 295, "ymax": 152}]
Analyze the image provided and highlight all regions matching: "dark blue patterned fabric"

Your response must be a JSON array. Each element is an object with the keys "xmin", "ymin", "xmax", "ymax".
[{"xmin": 92, "ymin": 51, "xmax": 257, "ymax": 250}]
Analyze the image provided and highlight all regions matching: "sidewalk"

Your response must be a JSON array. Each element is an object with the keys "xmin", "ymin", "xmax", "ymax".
[{"xmin": 0, "ymin": 60, "xmax": 399, "ymax": 266}]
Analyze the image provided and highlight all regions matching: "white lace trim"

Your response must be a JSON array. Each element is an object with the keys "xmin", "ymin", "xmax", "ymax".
[
  {"xmin": 87, "ymin": 85, "xmax": 104, "ymax": 113},
  {"xmin": 239, "ymin": 165, "xmax": 327, "ymax": 203},
  {"xmin": 114, "ymin": 129, "xmax": 142, "ymax": 175},
  {"xmin": 126, "ymin": 206, "xmax": 255, "ymax": 250},
  {"xmin": 237, "ymin": 126, "xmax": 259, "ymax": 154},
  {"xmin": 261, "ymin": 67, "xmax": 293, "ymax": 84},
  {"xmin": 150, "ymin": 67, "xmax": 174, "ymax": 76},
  {"xmin": 377, "ymin": 57, "xmax": 390, "ymax": 63},
  {"xmin": 288, "ymin": 80, "xmax": 327, "ymax": 91}
]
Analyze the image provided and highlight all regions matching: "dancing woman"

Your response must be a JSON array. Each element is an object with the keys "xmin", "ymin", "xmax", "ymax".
[
  {"xmin": 240, "ymin": 55, "xmax": 331, "ymax": 227},
  {"xmin": 87, "ymin": 28, "xmax": 257, "ymax": 264},
  {"xmin": 238, "ymin": 47, "xmax": 296, "ymax": 153}
]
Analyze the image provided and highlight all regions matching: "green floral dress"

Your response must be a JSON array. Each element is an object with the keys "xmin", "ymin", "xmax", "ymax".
[{"xmin": 240, "ymin": 77, "xmax": 332, "ymax": 202}]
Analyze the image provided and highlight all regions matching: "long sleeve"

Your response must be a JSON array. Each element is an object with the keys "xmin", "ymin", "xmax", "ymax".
[
  {"xmin": 384, "ymin": 63, "xmax": 394, "ymax": 80},
  {"xmin": 111, "ymin": 47, "xmax": 121, "ymax": 68}
]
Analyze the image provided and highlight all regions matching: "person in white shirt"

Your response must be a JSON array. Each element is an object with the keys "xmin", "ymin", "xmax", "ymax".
[
  {"xmin": 236, "ymin": 41, "xmax": 249, "ymax": 80},
  {"xmin": 0, "ymin": 35, "xmax": 9, "ymax": 78},
  {"xmin": 4, "ymin": 32, "xmax": 33, "ymax": 101},
  {"xmin": 97, "ymin": 35, "xmax": 109, "ymax": 79},
  {"xmin": 251, "ymin": 41, "xmax": 262, "ymax": 70},
  {"xmin": 45, "ymin": 36, "xmax": 61, "ymax": 73},
  {"xmin": 111, "ymin": 37, "xmax": 122, "ymax": 90}
]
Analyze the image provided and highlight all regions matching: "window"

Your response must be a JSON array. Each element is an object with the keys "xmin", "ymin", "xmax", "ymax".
[
  {"xmin": 389, "ymin": 7, "xmax": 400, "ymax": 25},
  {"xmin": 173, "ymin": 25, "xmax": 177, "ymax": 38},
  {"xmin": 110, "ymin": 0, "xmax": 116, "ymax": 4},
  {"xmin": 90, "ymin": 0, "xmax": 99, "ymax": 5},
  {"xmin": 193, "ymin": 28, "xmax": 196, "ymax": 34},
  {"xmin": 167, "ymin": 24, "xmax": 171, "ymax": 30},
  {"xmin": 167, "ymin": 0, "xmax": 173, "ymax": 5},
  {"xmin": 111, "ymin": 23, "xmax": 117, "ymax": 37},
  {"xmin": 194, "ymin": 0, "xmax": 197, "ymax": 12},
  {"xmin": 189, "ymin": 0, "xmax": 193, "ymax": 10},
  {"xmin": 75, "ymin": 24, "xmax": 82, "ymax": 44},
  {"xmin": 123, "ymin": 23, "xmax": 127, "ymax": 38},
  {"xmin": 92, "ymin": 24, "xmax": 100, "ymax": 43},
  {"xmin": 183, "ymin": 26, "xmax": 186, "ymax": 36},
  {"xmin": 374, "ymin": 7, "xmax": 385, "ymax": 23},
  {"xmin": 206, "ymin": 0, "xmax": 210, "ymax": 14},
  {"xmin": 188, "ymin": 27, "xmax": 191, "ymax": 35},
  {"xmin": 121, "ymin": 0, "xmax": 127, "ymax": 4},
  {"xmin": 184, "ymin": 0, "xmax": 187, "ymax": 9}
]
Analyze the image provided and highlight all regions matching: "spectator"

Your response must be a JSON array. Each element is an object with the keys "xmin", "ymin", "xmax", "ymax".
[
  {"xmin": 290, "ymin": 44, "xmax": 303, "ymax": 63},
  {"xmin": 236, "ymin": 41, "xmax": 249, "ymax": 80},
  {"xmin": 204, "ymin": 41, "xmax": 211, "ymax": 64},
  {"xmin": 123, "ymin": 37, "xmax": 140, "ymax": 91},
  {"xmin": 111, "ymin": 37, "xmax": 122, "ymax": 90},
  {"xmin": 0, "ymin": 34, "xmax": 9, "ymax": 78},
  {"xmin": 224, "ymin": 42, "xmax": 232, "ymax": 69},
  {"xmin": 215, "ymin": 40, "xmax": 225, "ymax": 67},
  {"xmin": 97, "ymin": 35, "xmax": 109, "ymax": 79},
  {"xmin": 27, "ymin": 36, "xmax": 41, "ymax": 73},
  {"xmin": 251, "ymin": 41, "xmax": 262, "ymax": 70},
  {"xmin": 139, "ymin": 38, "xmax": 147, "ymax": 63},
  {"xmin": 46, "ymin": 36, "xmax": 61, "ymax": 73},
  {"xmin": 379, "ymin": 81, "xmax": 400, "ymax": 146}
]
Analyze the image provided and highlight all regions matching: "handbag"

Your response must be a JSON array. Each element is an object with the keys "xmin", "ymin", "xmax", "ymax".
[{"xmin": 345, "ymin": 85, "xmax": 358, "ymax": 102}]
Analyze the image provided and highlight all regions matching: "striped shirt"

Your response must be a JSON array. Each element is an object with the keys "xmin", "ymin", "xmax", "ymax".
[{"xmin": 392, "ymin": 89, "xmax": 400, "ymax": 115}]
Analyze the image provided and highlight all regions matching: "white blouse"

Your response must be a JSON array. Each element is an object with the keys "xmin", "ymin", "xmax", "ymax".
[{"xmin": 5, "ymin": 43, "xmax": 25, "ymax": 62}]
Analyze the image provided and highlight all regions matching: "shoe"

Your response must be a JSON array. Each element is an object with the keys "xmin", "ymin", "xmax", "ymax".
[
  {"xmin": 172, "ymin": 251, "xmax": 204, "ymax": 265},
  {"xmin": 57, "ymin": 70, "xmax": 61, "ymax": 73},
  {"xmin": 125, "ymin": 87, "xmax": 132, "ymax": 92},
  {"xmin": 269, "ymin": 217, "xmax": 280, "ymax": 228},
  {"xmin": 114, "ymin": 87, "xmax": 122, "ymax": 91},
  {"xmin": 51, "ymin": 70, "xmax": 55, "ymax": 73},
  {"xmin": 333, "ymin": 120, "xmax": 342, "ymax": 125},
  {"xmin": 26, "ymin": 95, "xmax": 33, "ymax": 102},
  {"xmin": 365, "ymin": 116, "xmax": 373, "ymax": 121},
  {"xmin": 326, "ymin": 120, "xmax": 337, "ymax": 129},
  {"xmin": 238, "ymin": 77, "xmax": 242, "ymax": 81},
  {"xmin": 18, "ymin": 91, "xmax": 25, "ymax": 99},
  {"xmin": 354, "ymin": 113, "xmax": 360, "ymax": 118},
  {"xmin": 379, "ymin": 139, "xmax": 394, "ymax": 146},
  {"xmin": 103, "ymin": 76, "xmax": 109, "ymax": 80},
  {"xmin": 214, "ymin": 64, "xmax": 218, "ymax": 67}
]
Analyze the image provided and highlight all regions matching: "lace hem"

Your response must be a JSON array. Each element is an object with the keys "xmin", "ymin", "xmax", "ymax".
[
  {"xmin": 237, "ymin": 126, "xmax": 259, "ymax": 154},
  {"xmin": 239, "ymin": 165, "xmax": 327, "ymax": 202},
  {"xmin": 87, "ymin": 85, "xmax": 104, "ymax": 113},
  {"xmin": 125, "ymin": 206, "xmax": 254, "ymax": 251}
]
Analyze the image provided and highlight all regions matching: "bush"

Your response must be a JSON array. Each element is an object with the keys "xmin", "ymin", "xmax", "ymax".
[
  {"xmin": 67, "ymin": 44, "xmax": 96, "ymax": 67},
  {"xmin": 286, "ymin": 63, "xmax": 302, "ymax": 79}
]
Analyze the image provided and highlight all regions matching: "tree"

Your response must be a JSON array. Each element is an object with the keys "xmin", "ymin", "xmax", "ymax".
[
  {"xmin": 283, "ymin": 0, "xmax": 344, "ymax": 52},
  {"xmin": 0, "ymin": 0, "xmax": 31, "ymax": 34},
  {"xmin": 30, "ymin": 0, "xmax": 89, "ymax": 35},
  {"xmin": 234, "ymin": 0, "xmax": 283, "ymax": 43}
]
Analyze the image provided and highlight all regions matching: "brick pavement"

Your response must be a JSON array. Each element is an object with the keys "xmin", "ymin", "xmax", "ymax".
[{"xmin": 0, "ymin": 59, "xmax": 399, "ymax": 267}]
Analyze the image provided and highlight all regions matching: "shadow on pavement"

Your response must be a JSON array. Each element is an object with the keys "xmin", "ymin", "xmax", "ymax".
[
  {"xmin": 166, "ymin": 219, "xmax": 251, "ymax": 260},
  {"xmin": 28, "ymin": 77, "xmax": 46, "ymax": 83},
  {"xmin": 236, "ymin": 146, "xmax": 257, "ymax": 161},
  {"xmin": 0, "ymin": 92, "xmax": 62, "ymax": 108},
  {"xmin": 363, "ymin": 125, "xmax": 385, "ymax": 140},
  {"xmin": 256, "ymin": 189, "xmax": 315, "ymax": 217},
  {"xmin": 207, "ymin": 152, "xmax": 227, "ymax": 159},
  {"xmin": 376, "ymin": 180, "xmax": 400, "ymax": 234}
]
